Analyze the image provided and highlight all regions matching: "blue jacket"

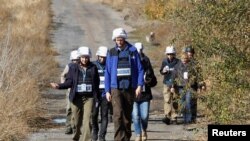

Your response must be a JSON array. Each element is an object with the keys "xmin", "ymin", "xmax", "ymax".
[
  {"xmin": 159, "ymin": 57, "xmax": 180, "ymax": 87},
  {"xmin": 105, "ymin": 42, "xmax": 144, "ymax": 93}
]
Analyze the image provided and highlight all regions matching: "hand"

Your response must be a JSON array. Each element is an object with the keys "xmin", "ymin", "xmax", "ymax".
[
  {"xmin": 106, "ymin": 92, "xmax": 112, "ymax": 102},
  {"xmin": 135, "ymin": 86, "xmax": 142, "ymax": 98},
  {"xmin": 162, "ymin": 66, "xmax": 169, "ymax": 73},
  {"xmin": 199, "ymin": 82, "xmax": 206, "ymax": 91},
  {"xmin": 170, "ymin": 87, "xmax": 175, "ymax": 93},
  {"xmin": 50, "ymin": 82, "xmax": 59, "ymax": 89}
]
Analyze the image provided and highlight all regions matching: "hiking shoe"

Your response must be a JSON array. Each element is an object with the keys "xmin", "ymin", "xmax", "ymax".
[
  {"xmin": 65, "ymin": 128, "xmax": 73, "ymax": 134},
  {"xmin": 162, "ymin": 117, "xmax": 171, "ymax": 125},
  {"xmin": 142, "ymin": 131, "xmax": 147, "ymax": 141},
  {"xmin": 135, "ymin": 134, "xmax": 141, "ymax": 141},
  {"xmin": 171, "ymin": 117, "xmax": 178, "ymax": 125}
]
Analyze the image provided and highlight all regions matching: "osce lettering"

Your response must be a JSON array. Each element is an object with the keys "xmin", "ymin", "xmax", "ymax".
[{"xmin": 212, "ymin": 129, "xmax": 246, "ymax": 136}]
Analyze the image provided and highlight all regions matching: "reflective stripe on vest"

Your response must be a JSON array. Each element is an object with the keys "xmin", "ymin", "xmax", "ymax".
[
  {"xmin": 95, "ymin": 62, "xmax": 105, "ymax": 89},
  {"xmin": 99, "ymin": 76, "xmax": 105, "ymax": 89}
]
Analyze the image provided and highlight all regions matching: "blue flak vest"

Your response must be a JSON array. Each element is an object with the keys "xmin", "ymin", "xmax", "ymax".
[
  {"xmin": 94, "ymin": 61, "xmax": 105, "ymax": 90},
  {"xmin": 117, "ymin": 49, "xmax": 132, "ymax": 89}
]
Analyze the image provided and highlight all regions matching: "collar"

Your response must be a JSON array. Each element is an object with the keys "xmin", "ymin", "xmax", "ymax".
[{"xmin": 116, "ymin": 44, "xmax": 129, "ymax": 52}]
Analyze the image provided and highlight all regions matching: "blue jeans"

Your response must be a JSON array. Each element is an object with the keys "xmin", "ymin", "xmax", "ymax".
[
  {"xmin": 132, "ymin": 101, "xmax": 150, "ymax": 135},
  {"xmin": 179, "ymin": 88, "xmax": 192, "ymax": 123}
]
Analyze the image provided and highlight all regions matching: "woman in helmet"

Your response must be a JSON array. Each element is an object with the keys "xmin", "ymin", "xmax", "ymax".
[
  {"xmin": 132, "ymin": 42, "xmax": 157, "ymax": 141},
  {"xmin": 50, "ymin": 46, "xmax": 100, "ymax": 141}
]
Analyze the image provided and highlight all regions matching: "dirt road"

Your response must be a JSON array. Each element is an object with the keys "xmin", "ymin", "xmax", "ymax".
[{"xmin": 27, "ymin": 0, "xmax": 202, "ymax": 141}]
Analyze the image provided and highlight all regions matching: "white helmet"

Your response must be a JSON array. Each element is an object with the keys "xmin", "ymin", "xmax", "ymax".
[
  {"xmin": 112, "ymin": 28, "xmax": 127, "ymax": 41},
  {"xmin": 96, "ymin": 46, "xmax": 108, "ymax": 57},
  {"xmin": 78, "ymin": 46, "xmax": 92, "ymax": 58},
  {"xmin": 165, "ymin": 45, "xmax": 176, "ymax": 54},
  {"xmin": 134, "ymin": 42, "xmax": 143, "ymax": 53},
  {"xmin": 70, "ymin": 50, "xmax": 79, "ymax": 60}
]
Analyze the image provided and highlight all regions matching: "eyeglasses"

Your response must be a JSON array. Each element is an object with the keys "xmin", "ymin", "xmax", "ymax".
[{"xmin": 166, "ymin": 53, "xmax": 175, "ymax": 55}]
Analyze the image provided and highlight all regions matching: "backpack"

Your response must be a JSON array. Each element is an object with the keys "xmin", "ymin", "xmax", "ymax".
[{"xmin": 145, "ymin": 72, "xmax": 157, "ymax": 87}]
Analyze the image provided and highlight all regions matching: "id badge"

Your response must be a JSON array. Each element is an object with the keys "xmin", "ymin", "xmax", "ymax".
[
  {"xmin": 77, "ymin": 84, "xmax": 82, "ymax": 92},
  {"xmin": 184, "ymin": 72, "xmax": 188, "ymax": 79},
  {"xmin": 77, "ymin": 84, "xmax": 86, "ymax": 92}
]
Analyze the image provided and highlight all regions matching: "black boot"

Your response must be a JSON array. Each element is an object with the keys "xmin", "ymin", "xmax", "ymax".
[
  {"xmin": 162, "ymin": 117, "xmax": 171, "ymax": 125},
  {"xmin": 65, "ymin": 127, "xmax": 73, "ymax": 134}
]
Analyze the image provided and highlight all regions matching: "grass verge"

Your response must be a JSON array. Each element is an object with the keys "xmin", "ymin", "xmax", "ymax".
[{"xmin": 0, "ymin": 0, "xmax": 58, "ymax": 140}]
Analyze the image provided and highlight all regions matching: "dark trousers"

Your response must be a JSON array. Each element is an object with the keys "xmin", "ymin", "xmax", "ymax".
[
  {"xmin": 92, "ymin": 97, "xmax": 109, "ymax": 140},
  {"xmin": 111, "ymin": 88, "xmax": 135, "ymax": 141},
  {"xmin": 109, "ymin": 101, "xmax": 113, "ymax": 117},
  {"xmin": 191, "ymin": 98, "xmax": 197, "ymax": 121}
]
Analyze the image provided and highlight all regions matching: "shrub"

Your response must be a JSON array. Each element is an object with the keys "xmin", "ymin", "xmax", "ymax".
[
  {"xmin": 173, "ymin": 0, "xmax": 250, "ymax": 124},
  {"xmin": 143, "ymin": 0, "xmax": 249, "ymax": 124},
  {"xmin": 0, "ymin": 0, "xmax": 57, "ymax": 140}
]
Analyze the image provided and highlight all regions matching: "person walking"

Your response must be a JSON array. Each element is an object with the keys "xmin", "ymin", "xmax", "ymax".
[
  {"xmin": 60, "ymin": 50, "xmax": 79, "ymax": 134},
  {"xmin": 175, "ymin": 53, "xmax": 199, "ymax": 124},
  {"xmin": 159, "ymin": 45, "xmax": 180, "ymax": 125},
  {"xmin": 105, "ymin": 28, "xmax": 144, "ymax": 141},
  {"xmin": 183, "ymin": 45, "xmax": 205, "ymax": 123},
  {"xmin": 132, "ymin": 42, "xmax": 157, "ymax": 141},
  {"xmin": 92, "ymin": 46, "xmax": 110, "ymax": 141},
  {"xmin": 50, "ymin": 46, "xmax": 100, "ymax": 141}
]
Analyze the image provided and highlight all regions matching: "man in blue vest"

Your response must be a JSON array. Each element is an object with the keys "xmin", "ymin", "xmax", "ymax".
[
  {"xmin": 92, "ymin": 46, "xmax": 110, "ymax": 141},
  {"xmin": 105, "ymin": 28, "xmax": 144, "ymax": 141}
]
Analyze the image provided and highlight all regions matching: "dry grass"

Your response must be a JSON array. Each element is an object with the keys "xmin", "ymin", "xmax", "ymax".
[{"xmin": 0, "ymin": 0, "xmax": 57, "ymax": 140}]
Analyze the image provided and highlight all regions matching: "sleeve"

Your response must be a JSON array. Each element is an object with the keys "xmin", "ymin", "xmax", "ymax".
[
  {"xmin": 147, "ymin": 57, "xmax": 155, "ymax": 76},
  {"xmin": 104, "ymin": 52, "xmax": 111, "ymax": 93},
  {"xmin": 173, "ymin": 62, "xmax": 181, "ymax": 86},
  {"xmin": 58, "ymin": 66, "xmax": 74, "ymax": 89},
  {"xmin": 60, "ymin": 64, "xmax": 69, "ymax": 83},
  {"xmin": 160, "ymin": 60, "xmax": 166, "ymax": 75},
  {"xmin": 145, "ymin": 57, "xmax": 155, "ymax": 84}
]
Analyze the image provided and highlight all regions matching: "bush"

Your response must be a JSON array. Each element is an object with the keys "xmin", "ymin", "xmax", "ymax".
[
  {"xmin": 0, "ymin": 0, "xmax": 57, "ymax": 140},
  {"xmin": 173, "ymin": 0, "xmax": 250, "ymax": 124}
]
